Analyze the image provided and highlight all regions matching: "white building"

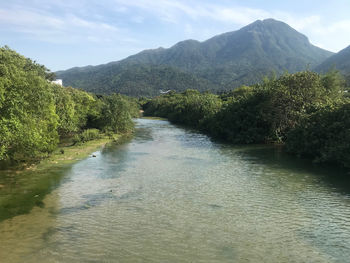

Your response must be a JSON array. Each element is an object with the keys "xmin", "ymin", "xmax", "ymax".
[{"xmin": 51, "ymin": 79, "xmax": 63, "ymax": 86}]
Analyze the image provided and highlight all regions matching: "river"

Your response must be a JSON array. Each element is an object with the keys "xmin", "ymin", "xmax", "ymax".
[{"xmin": 1, "ymin": 118, "xmax": 350, "ymax": 262}]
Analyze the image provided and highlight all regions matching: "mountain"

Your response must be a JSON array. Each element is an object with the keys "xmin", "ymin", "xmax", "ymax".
[
  {"xmin": 315, "ymin": 45, "xmax": 350, "ymax": 87},
  {"xmin": 56, "ymin": 19, "xmax": 333, "ymax": 96},
  {"xmin": 315, "ymin": 45, "xmax": 350, "ymax": 74},
  {"xmin": 56, "ymin": 64, "xmax": 217, "ymax": 97}
]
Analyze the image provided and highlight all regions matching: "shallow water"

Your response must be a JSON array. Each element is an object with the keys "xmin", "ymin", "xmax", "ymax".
[{"xmin": 1, "ymin": 118, "xmax": 350, "ymax": 262}]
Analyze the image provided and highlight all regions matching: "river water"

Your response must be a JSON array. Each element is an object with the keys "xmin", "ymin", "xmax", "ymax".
[{"xmin": 1, "ymin": 118, "xmax": 350, "ymax": 262}]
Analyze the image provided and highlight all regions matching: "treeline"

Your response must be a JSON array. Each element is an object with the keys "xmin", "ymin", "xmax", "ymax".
[
  {"xmin": 143, "ymin": 71, "xmax": 350, "ymax": 168},
  {"xmin": 0, "ymin": 47, "xmax": 139, "ymax": 162}
]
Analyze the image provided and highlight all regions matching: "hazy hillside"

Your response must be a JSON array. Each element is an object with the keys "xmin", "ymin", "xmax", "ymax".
[
  {"xmin": 57, "ymin": 19, "xmax": 333, "ymax": 96},
  {"xmin": 56, "ymin": 64, "xmax": 217, "ymax": 97},
  {"xmin": 315, "ymin": 45, "xmax": 350, "ymax": 73}
]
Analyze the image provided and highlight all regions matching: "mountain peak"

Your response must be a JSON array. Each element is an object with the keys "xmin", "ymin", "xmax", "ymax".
[
  {"xmin": 262, "ymin": 18, "xmax": 284, "ymax": 23},
  {"xmin": 244, "ymin": 18, "xmax": 295, "ymax": 31},
  {"xmin": 172, "ymin": 39, "xmax": 201, "ymax": 48},
  {"xmin": 238, "ymin": 18, "xmax": 311, "ymax": 47},
  {"xmin": 56, "ymin": 19, "xmax": 333, "ymax": 96},
  {"xmin": 245, "ymin": 18, "xmax": 284, "ymax": 26}
]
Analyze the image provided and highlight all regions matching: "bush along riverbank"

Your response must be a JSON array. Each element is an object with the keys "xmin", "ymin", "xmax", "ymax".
[
  {"xmin": 143, "ymin": 70, "xmax": 350, "ymax": 169},
  {"xmin": 0, "ymin": 46, "xmax": 140, "ymax": 169}
]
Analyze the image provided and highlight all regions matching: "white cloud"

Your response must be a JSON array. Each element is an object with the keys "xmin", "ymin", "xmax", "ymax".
[
  {"xmin": 310, "ymin": 20, "xmax": 350, "ymax": 51},
  {"xmin": 276, "ymin": 14, "xmax": 350, "ymax": 51},
  {"xmin": 184, "ymin": 24, "xmax": 193, "ymax": 36},
  {"xmin": 205, "ymin": 5, "xmax": 270, "ymax": 25},
  {"xmin": 0, "ymin": 7, "xmax": 120, "ymax": 44},
  {"xmin": 0, "ymin": 9, "xmax": 64, "ymax": 29},
  {"xmin": 131, "ymin": 16, "xmax": 145, "ymax": 24},
  {"xmin": 1, "ymin": 0, "xmax": 350, "ymax": 54},
  {"xmin": 111, "ymin": 0, "xmax": 350, "ymax": 51},
  {"xmin": 112, "ymin": 0, "xmax": 269, "ymax": 25}
]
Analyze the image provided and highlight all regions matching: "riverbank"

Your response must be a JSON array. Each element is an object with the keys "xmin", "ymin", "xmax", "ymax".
[
  {"xmin": 142, "ymin": 83, "xmax": 350, "ymax": 169},
  {"xmin": 31, "ymin": 135, "xmax": 119, "ymax": 171},
  {"xmin": 0, "ymin": 133, "xmax": 130, "ymax": 222},
  {"xmin": 2, "ymin": 118, "xmax": 349, "ymax": 262}
]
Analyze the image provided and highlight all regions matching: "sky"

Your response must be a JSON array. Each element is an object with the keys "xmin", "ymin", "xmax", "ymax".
[{"xmin": 1, "ymin": 0, "xmax": 350, "ymax": 71}]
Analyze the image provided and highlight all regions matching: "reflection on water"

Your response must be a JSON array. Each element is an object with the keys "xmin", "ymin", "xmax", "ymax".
[{"xmin": 1, "ymin": 118, "xmax": 350, "ymax": 262}]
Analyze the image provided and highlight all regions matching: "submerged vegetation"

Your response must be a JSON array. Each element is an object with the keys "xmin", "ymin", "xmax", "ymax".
[
  {"xmin": 144, "ymin": 70, "xmax": 350, "ymax": 168},
  {"xmin": 0, "ymin": 46, "xmax": 139, "ymax": 165}
]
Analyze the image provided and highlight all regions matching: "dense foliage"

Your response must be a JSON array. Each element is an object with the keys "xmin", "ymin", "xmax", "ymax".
[
  {"xmin": 0, "ymin": 47, "xmax": 139, "ymax": 162},
  {"xmin": 0, "ymin": 47, "xmax": 59, "ymax": 161},
  {"xmin": 87, "ymin": 94, "xmax": 137, "ymax": 133},
  {"xmin": 144, "ymin": 90, "xmax": 222, "ymax": 129},
  {"xmin": 56, "ymin": 19, "xmax": 332, "ymax": 96},
  {"xmin": 144, "ymin": 71, "xmax": 349, "ymax": 168},
  {"xmin": 73, "ymin": 129, "xmax": 101, "ymax": 144},
  {"xmin": 286, "ymin": 103, "xmax": 350, "ymax": 167},
  {"xmin": 346, "ymin": 74, "xmax": 350, "ymax": 89}
]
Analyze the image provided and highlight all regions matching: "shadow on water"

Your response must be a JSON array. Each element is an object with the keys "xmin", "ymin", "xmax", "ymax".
[
  {"xmin": 54, "ymin": 187, "xmax": 143, "ymax": 216},
  {"xmin": 220, "ymin": 144, "xmax": 350, "ymax": 195},
  {"xmin": 0, "ymin": 165, "xmax": 73, "ymax": 222},
  {"xmin": 0, "ymin": 133, "xmax": 137, "ymax": 222},
  {"xmin": 140, "ymin": 118, "xmax": 350, "ymax": 195},
  {"xmin": 95, "ymin": 137, "xmax": 146, "ymax": 179},
  {"xmin": 133, "ymin": 126, "xmax": 154, "ymax": 143},
  {"xmin": 132, "ymin": 118, "xmax": 169, "ymax": 143}
]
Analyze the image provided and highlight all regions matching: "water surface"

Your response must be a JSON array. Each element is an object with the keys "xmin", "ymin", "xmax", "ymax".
[{"xmin": 1, "ymin": 118, "xmax": 350, "ymax": 262}]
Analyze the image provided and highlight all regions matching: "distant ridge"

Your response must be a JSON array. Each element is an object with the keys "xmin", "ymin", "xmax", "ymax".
[
  {"xmin": 56, "ymin": 18, "xmax": 333, "ymax": 96},
  {"xmin": 315, "ymin": 45, "xmax": 350, "ymax": 74}
]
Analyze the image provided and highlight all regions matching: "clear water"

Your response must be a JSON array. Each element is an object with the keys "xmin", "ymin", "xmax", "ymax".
[{"xmin": 1, "ymin": 118, "xmax": 350, "ymax": 262}]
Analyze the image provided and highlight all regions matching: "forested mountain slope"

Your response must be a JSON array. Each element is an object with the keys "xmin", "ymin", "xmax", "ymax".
[
  {"xmin": 315, "ymin": 45, "xmax": 350, "ymax": 73},
  {"xmin": 57, "ymin": 19, "xmax": 333, "ymax": 96}
]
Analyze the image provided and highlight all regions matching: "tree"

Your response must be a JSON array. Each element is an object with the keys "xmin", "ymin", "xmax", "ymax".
[
  {"xmin": 53, "ymin": 85, "xmax": 76, "ymax": 135},
  {"xmin": 286, "ymin": 102, "xmax": 350, "ymax": 167},
  {"xmin": 0, "ymin": 46, "xmax": 59, "ymax": 161},
  {"xmin": 93, "ymin": 94, "xmax": 135, "ymax": 133}
]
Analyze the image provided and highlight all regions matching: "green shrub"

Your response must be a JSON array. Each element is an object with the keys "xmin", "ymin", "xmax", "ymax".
[
  {"xmin": 80, "ymin": 129, "xmax": 101, "ymax": 142},
  {"xmin": 286, "ymin": 102, "xmax": 350, "ymax": 167},
  {"xmin": 73, "ymin": 129, "xmax": 101, "ymax": 144}
]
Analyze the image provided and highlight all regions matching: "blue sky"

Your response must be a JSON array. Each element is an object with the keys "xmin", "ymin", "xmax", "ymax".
[{"xmin": 1, "ymin": 0, "xmax": 350, "ymax": 71}]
